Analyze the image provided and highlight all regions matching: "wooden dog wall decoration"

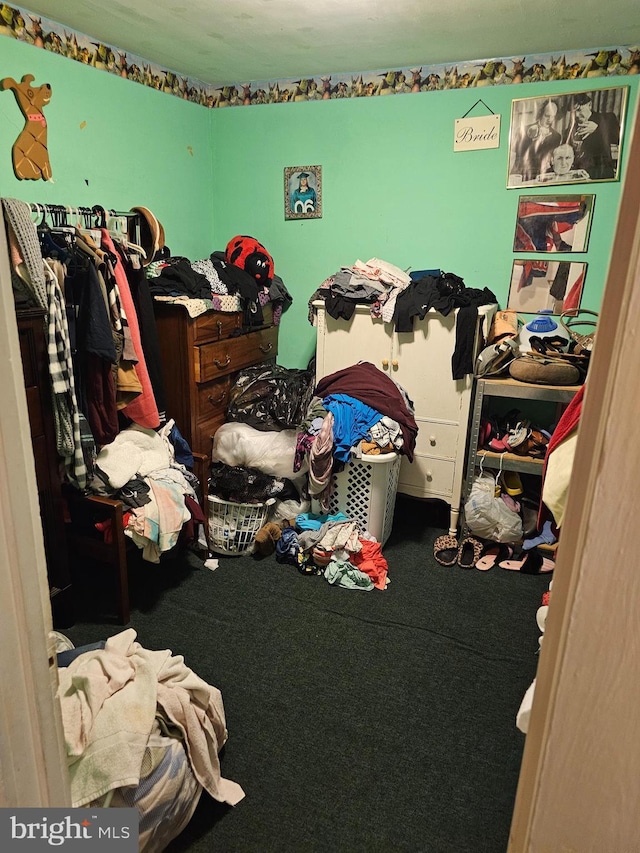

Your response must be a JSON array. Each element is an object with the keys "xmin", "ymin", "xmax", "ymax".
[{"xmin": 1, "ymin": 73, "xmax": 53, "ymax": 180}]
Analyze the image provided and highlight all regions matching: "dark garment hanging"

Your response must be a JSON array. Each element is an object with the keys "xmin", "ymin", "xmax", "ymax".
[
  {"xmin": 452, "ymin": 306, "xmax": 480, "ymax": 380},
  {"xmin": 324, "ymin": 293, "xmax": 360, "ymax": 321},
  {"xmin": 63, "ymin": 249, "xmax": 119, "ymax": 446}
]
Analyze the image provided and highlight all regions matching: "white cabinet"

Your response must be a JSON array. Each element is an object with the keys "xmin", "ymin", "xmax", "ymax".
[{"xmin": 313, "ymin": 301, "xmax": 496, "ymax": 534}]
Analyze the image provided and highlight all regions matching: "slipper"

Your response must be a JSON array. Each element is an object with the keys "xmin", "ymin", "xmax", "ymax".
[
  {"xmin": 457, "ymin": 536, "xmax": 484, "ymax": 569},
  {"xmin": 475, "ymin": 542, "xmax": 513, "ymax": 571},
  {"xmin": 488, "ymin": 434, "xmax": 511, "ymax": 452},
  {"xmin": 506, "ymin": 419, "xmax": 531, "ymax": 449},
  {"xmin": 434, "ymin": 534, "xmax": 459, "ymax": 566},
  {"xmin": 499, "ymin": 549, "xmax": 555, "ymax": 574},
  {"xmin": 500, "ymin": 470, "xmax": 523, "ymax": 496}
]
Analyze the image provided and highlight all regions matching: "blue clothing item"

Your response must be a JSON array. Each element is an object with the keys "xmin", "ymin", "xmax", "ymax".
[
  {"xmin": 322, "ymin": 394, "xmax": 383, "ymax": 462},
  {"xmin": 57, "ymin": 641, "xmax": 106, "ymax": 667},
  {"xmin": 296, "ymin": 511, "xmax": 349, "ymax": 531},
  {"xmin": 169, "ymin": 422, "xmax": 194, "ymax": 469},
  {"xmin": 275, "ymin": 526, "xmax": 302, "ymax": 566},
  {"xmin": 409, "ymin": 268, "xmax": 441, "ymax": 281}
]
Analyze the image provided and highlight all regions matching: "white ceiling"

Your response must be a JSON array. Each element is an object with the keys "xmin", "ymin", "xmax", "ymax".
[{"xmin": 17, "ymin": 0, "xmax": 640, "ymax": 86}]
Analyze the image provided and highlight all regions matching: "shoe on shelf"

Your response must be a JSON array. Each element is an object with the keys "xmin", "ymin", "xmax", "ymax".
[{"xmin": 499, "ymin": 470, "xmax": 523, "ymax": 496}]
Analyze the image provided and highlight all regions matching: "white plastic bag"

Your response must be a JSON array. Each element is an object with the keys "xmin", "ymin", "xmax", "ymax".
[
  {"xmin": 212, "ymin": 422, "xmax": 308, "ymax": 478},
  {"xmin": 464, "ymin": 471, "xmax": 523, "ymax": 543}
]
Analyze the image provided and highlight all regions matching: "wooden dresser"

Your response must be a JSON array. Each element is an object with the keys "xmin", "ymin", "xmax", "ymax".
[
  {"xmin": 153, "ymin": 303, "xmax": 278, "ymax": 457},
  {"xmin": 17, "ymin": 307, "xmax": 74, "ymax": 628}
]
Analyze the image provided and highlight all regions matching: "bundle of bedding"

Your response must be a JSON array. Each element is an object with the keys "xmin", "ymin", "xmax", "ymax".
[{"xmin": 57, "ymin": 629, "xmax": 244, "ymax": 852}]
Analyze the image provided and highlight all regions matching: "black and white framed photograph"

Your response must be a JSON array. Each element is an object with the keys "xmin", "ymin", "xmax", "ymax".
[
  {"xmin": 507, "ymin": 259, "xmax": 587, "ymax": 314},
  {"xmin": 513, "ymin": 194, "xmax": 595, "ymax": 253},
  {"xmin": 284, "ymin": 165, "xmax": 322, "ymax": 220},
  {"xmin": 507, "ymin": 86, "xmax": 628, "ymax": 188}
]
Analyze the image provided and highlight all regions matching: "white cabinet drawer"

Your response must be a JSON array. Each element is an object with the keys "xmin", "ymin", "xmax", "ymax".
[
  {"xmin": 398, "ymin": 455, "xmax": 455, "ymax": 499},
  {"xmin": 413, "ymin": 420, "xmax": 459, "ymax": 460}
]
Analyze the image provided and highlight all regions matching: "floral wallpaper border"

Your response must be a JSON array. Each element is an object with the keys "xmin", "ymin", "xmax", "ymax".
[{"xmin": 1, "ymin": 3, "xmax": 639, "ymax": 108}]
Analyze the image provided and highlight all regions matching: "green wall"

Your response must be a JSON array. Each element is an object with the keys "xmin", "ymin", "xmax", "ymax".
[
  {"xmin": 0, "ymin": 36, "xmax": 213, "ymax": 259},
  {"xmin": 211, "ymin": 79, "xmax": 638, "ymax": 367},
  {"xmin": 1, "ymin": 35, "xmax": 638, "ymax": 370}
]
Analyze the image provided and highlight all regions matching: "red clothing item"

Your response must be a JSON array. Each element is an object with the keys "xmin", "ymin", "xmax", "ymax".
[
  {"xmin": 350, "ymin": 539, "xmax": 389, "ymax": 590},
  {"xmin": 538, "ymin": 383, "xmax": 585, "ymax": 529},
  {"xmin": 100, "ymin": 230, "xmax": 160, "ymax": 429}
]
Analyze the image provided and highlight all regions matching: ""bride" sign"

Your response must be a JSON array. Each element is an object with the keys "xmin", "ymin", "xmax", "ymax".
[{"xmin": 454, "ymin": 114, "xmax": 501, "ymax": 151}]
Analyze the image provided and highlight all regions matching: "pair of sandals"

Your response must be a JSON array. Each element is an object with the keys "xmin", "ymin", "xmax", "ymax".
[
  {"xmin": 434, "ymin": 535, "xmax": 556, "ymax": 574},
  {"xmin": 476, "ymin": 543, "xmax": 555, "ymax": 573},
  {"xmin": 433, "ymin": 534, "xmax": 484, "ymax": 569}
]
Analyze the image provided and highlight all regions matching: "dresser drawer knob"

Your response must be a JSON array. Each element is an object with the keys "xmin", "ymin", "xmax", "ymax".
[
  {"xmin": 259, "ymin": 342, "xmax": 273, "ymax": 353},
  {"xmin": 207, "ymin": 391, "xmax": 226, "ymax": 405},
  {"xmin": 392, "ymin": 359, "xmax": 399, "ymax": 369},
  {"xmin": 429, "ymin": 435, "xmax": 437, "ymax": 445},
  {"xmin": 214, "ymin": 354, "xmax": 231, "ymax": 368},
  {"xmin": 426, "ymin": 470, "xmax": 433, "ymax": 481},
  {"xmin": 381, "ymin": 358, "xmax": 389, "ymax": 369},
  {"xmin": 216, "ymin": 320, "xmax": 223, "ymax": 337}
]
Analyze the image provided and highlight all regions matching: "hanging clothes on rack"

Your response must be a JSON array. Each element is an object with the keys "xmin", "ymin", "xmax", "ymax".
[
  {"xmin": 2, "ymin": 197, "xmax": 92, "ymax": 488},
  {"xmin": 100, "ymin": 229, "xmax": 160, "ymax": 430}
]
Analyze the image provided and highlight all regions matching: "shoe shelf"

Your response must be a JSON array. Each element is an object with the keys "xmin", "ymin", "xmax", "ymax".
[
  {"xmin": 464, "ymin": 376, "xmax": 582, "ymax": 495},
  {"xmin": 475, "ymin": 448, "xmax": 544, "ymax": 475}
]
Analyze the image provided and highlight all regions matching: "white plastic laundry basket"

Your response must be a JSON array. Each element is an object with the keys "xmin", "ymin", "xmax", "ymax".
[
  {"xmin": 207, "ymin": 496, "xmax": 274, "ymax": 555},
  {"xmin": 313, "ymin": 451, "xmax": 401, "ymax": 546}
]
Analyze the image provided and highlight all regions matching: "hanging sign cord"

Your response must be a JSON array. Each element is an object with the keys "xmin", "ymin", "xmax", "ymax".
[{"xmin": 461, "ymin": 99, "xmax": 497, "ymax": 119}]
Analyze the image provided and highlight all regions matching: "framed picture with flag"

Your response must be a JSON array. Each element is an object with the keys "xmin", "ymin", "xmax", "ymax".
[
  {"xmin": 513, "ymin": 194, "xmax": 595, "ymax": 253},
  {"xmin": 284, "ymin": 165, "xmax": 322, "ymax": 220},
  {"xmin": 507, "ymin": 259, "xmax": 587, "ymax": 313}
]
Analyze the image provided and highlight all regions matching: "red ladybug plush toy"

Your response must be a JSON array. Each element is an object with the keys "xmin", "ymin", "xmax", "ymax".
[{"xmin": 225, "ymin": 235, "xmax": 274, "ymax": 286}]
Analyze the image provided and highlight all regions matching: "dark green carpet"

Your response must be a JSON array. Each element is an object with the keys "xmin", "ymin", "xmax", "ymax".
[{"xmin": 62, "ymin": 495, "xmax": 547, "ymax": 853}]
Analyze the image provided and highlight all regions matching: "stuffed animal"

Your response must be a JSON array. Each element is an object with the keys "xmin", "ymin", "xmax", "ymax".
[{"xmin": 225, "ymin": 235, "xmax": 274, "ymax": 286}]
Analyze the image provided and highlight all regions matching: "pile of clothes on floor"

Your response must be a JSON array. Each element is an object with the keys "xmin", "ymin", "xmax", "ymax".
[
  {"xmin": 254, "ymin": 511, "xmax": 391, "ymax": 590},
  {"xmin": 208, "ymin": 359, "xmax": 419, "ymax": 587}
]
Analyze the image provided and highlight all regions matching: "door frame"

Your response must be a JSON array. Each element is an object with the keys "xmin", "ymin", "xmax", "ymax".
[
  {"xmin": 509, "ymin": 93, "xmax": 640, "ymax": 849},
  {"xmin": 0, "ymin": 215, "xmax": 71, "ymax": 807}
]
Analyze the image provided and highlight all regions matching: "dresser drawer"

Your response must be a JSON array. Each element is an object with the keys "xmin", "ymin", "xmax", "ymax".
[
  {"xmin": 413, "ymin": 420, "xmax": 460, "ymax": 460},
  {"xmin": 399, "ymin": 455, "xmax": 455, "ymax": 499},
  {"xmin": 192, "ymin": 311, "xmax": 242, "ymax": 344},
  {"xmin": 196, "ymin": 376, "xmax": 231, "ymax": 423},
  {"xmin": 193, "ymin": 412, "xmax": 227, "ymax": 458},
  {"xmin": 194, "ymin": 326, "xmax": 278, "ymax": 383}
]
